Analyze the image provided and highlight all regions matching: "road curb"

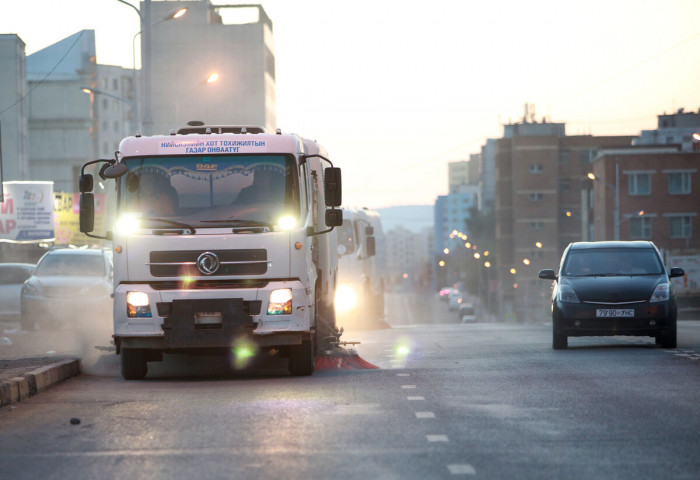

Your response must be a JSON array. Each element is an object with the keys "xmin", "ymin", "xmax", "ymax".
[{"xmin": 0, "ymin": 358, "xmax": 81, "ymax": 408}]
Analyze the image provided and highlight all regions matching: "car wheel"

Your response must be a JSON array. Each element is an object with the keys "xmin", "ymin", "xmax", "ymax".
[
  {"xmin": 658, "ymin": 326, "xmax": 677, "ymax": 349},
  {"xmin": 121, "ymin": 348, "xmax": 148, "ymax": 380},
  {"xmin": 20, "ymin": 313, "xmax": 36, "ymax": 331},
  {"xmin": 553, "ymin": 331, "xmax": 567, "ymax": 350}
]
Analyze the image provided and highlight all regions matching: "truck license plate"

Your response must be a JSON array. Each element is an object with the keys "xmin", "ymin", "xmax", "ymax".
[
  {"xmin": 194, "ymin": 312, "xmax": 223, "ymax": 325},
  {"xmin": 596, "ymin": 309, "xmax": 634, "ymax": 318}
]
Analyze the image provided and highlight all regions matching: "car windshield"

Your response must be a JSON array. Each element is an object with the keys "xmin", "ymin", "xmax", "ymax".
[
  {"xmin": 36, "ymin": 253, "xmax": 106, "ymax": 276},
  {"xmin": 118, "ymin": 154, "xmax": 300, "ymax": 228},
  {"xmin": 562, "ymin": 248, "xmax": 664, "ymax": 276}
]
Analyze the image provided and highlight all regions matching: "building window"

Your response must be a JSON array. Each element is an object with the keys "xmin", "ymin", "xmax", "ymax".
[
  {"xmin": 113, "ymin": 78, "xmax": 119, "ymax": 91},
  {"xmin": 628, "ymin": 173, "xmax": 651, "ymax": 195},
  {"xmin": 558, "ymin": 150, "xmax": 571, "ymax": 163},
  {"xmin": 102, "ymin": 98, "xmax": 108, "ymax": 110},
  {"xmin": 668, "ymin": 172, "xmax": 691, "ymax": 195},
  {"xmin": 529, "ymin": 193, "xmax": 543, "ymax": 202},
  {"xmin": 559, "ymin": 179, "xmax": 571, "ymax": 195},
  {"xmin": 114, "ymin": 120, "xmax": 120, "ymax": 132},
  {"xmin": 528, "ymin": 164, "xmax": 543, "ymax": 174},
  {"xmin": 531, "ymin": 222, "xmax": 544, "ymax": 230},
  {"xmin": 669, "ymin": 216, "xmax": 692, "ymax": 239},
  {"xmin": 629, "ymin": 217, "xmax": 651, "ymax": 239}
]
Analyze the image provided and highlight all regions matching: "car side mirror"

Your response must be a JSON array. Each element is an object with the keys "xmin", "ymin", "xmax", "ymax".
[
  {"xmin": 669, "ymin": 267, "xmax": 684, "ymax": 278},
  {"xmin": 538, "ymin": 269, "xmax": 557, "ymax": 280}
]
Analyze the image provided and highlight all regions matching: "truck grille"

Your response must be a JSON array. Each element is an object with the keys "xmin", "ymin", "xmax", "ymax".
[{"xmin": 149, "ymin": 249, "xmax": 267, "ymax": 277}]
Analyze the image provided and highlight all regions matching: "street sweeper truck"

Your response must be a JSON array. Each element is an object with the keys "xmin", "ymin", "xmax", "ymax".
[
  {"xmin": 335, "ymin": 208, "xmax": 387, "ymax": 329},
  {"xmin": 78, "ymin": 123, "xmax": 343, "ymax": 379}
]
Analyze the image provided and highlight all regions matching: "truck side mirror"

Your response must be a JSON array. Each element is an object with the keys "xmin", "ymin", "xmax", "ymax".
[
  {"xmin": 79, "ymin": 193, "xmax": 95, "ymax": 233},
  {"xmin": 101, "ymin": 162, "xmax": 129, "ymax": 179},
  {"xmin": 79, "ymin": 174, "xmax": 94, "ymax": 193},
  {"xmin": 325, "ymin": 209, "xmax": 343, "ymax": 227},
  {"xmin": 365, "ymin": 226, "xmax": 374, "ymax": 235},
  {"xmin": 366, "ymin": 236, "xmax": 376, "ymax": 257},
  {"xmin": 324, "ymin": 167, "xmax": 342, "ymax": 207}
]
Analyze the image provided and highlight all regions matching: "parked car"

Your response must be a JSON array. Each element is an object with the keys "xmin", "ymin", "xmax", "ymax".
[
  {"xmin": 448, "ymin": 289, "xmax": 464, "ymax": 311},
  {"xmin": 21, "ymin": 248, "xmax": 113, "ymax": 330},
  {"xmin": 539, "ymin": 241, "xmax": 684, "ymax": 350},
  {"xmin": 458, "ymin": 303, "xmax": 477, "ymax": 323},
  {"xmin": 0, "ymin": 263, "xmax": 35, "ymax": 321}
]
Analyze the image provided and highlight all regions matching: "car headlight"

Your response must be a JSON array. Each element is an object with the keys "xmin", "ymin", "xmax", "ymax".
[
  {"xmin": 126, "ymin": 291, "xmax": 152, "ymax": 318},
  {"xmin": 268, "ymin": 288, "xmax": 292, "ymax": 315},
  {"xmin": 558, "ymin": 284, "xmax": 580, "ymax": 303},
  {"xmin": 21, "ymin": 281, "xmax": 40, "ymax": 296},
  {"xmin": 335, "ymin": 284, "xmax": 359, "ymax": 313},
  {"xmin": 650, "ymin": 283, "xmax": 670, "ymax": 303}
]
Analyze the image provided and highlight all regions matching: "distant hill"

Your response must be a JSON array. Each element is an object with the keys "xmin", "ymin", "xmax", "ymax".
[{"xmin": 375, "ymin": 205, "xmax": 433, "ymax": 233}]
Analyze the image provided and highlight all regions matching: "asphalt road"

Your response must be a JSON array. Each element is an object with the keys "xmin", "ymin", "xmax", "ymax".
[{"xmin": 1, "ymin": 291, "xmax": 700, "ymax": 479}]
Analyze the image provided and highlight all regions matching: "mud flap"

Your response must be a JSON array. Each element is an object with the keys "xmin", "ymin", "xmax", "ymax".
[{"xmin": 162, "ymin": 298, "xmax": 255, "ymax": 348}]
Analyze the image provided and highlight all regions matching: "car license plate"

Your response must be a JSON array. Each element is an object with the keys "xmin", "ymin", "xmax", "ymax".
[
  {"xmin": 194, "ymin": 312, "xmax": 222, "ymax": 325},
  {"xmin": 596, "ymin": 309, "xmax": 634, "ymax": 318}
]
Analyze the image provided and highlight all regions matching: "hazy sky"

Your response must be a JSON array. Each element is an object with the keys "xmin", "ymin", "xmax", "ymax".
[{"xmin": 2, "ymin": 0, "xmax": 700, "ymax": 209}]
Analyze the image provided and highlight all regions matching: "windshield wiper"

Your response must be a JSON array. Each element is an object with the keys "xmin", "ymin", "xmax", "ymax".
[
  {"xmin": 199, "ymin": 219, "xmax": 273, "ymax": 228},
  {"xmin": 145, "ymin": 217, "xmax": 197, "ymax": 233}
]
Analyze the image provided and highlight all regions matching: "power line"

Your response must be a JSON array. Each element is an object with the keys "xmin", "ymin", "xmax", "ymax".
[{"xmin": 0, "ymin": 30, "xmax": 85, "ymax": 115}]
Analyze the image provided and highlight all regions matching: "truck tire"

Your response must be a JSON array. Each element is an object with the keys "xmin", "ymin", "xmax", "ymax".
[
  {"xmin": 288, "ymin": 337, "xmax": 315, "ymax": 376},
  {"xmin": 121, "ymin": 348, "xmax": 148, "ymax": 380}
]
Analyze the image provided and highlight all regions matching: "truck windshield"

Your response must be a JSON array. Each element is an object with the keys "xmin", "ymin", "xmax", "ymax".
[
  {"xmin": 336, "ymin": 220, "xmax": 355, "ymax": 255},
  {"xmin": 117, "ymin": 154, "xmax": 299, "ymax": 228}
]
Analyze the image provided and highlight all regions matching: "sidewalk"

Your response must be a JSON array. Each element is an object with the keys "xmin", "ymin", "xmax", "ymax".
[
  {"xmin": 0, "ymin": 356, "xmax": 81, "ymax": 407},
  {"xmin": 1, "ymin": 323, "xmax": 83, "ymax": 407}
]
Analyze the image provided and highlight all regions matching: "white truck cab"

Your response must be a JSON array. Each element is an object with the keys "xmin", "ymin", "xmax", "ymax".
[
  {"xmin": 335, "ymin": 208, "xmax": 386, "ymax": 329},
  {"xmin": 79, "ymin": 124, "xmax": 342, "ymax": 379}
]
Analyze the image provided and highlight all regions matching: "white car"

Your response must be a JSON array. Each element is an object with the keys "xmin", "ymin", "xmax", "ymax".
[
  {"xmin": 0, "ymin": 263, "xmax": 35, "ymax": 321},
  {"xmin": 20, "ymin": 248, "xmax": 113, "ymax": 330}
]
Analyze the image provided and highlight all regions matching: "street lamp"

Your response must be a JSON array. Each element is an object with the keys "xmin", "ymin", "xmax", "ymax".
[
  {"xmin": 118, "ymin": 0, "xmax": 188, "ymax": 134},
  {"xmin": 81, "ymin": 87, "xmax": 134, "ymax": 112},
  {"xmin": 176, "ymin": 73, "xmax": 221, "ymax": 125},
  {"xmin": 587, "ymin": 164, "xmax": 620, "ymax": 240}
]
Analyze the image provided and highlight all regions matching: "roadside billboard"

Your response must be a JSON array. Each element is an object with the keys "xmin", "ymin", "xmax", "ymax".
[
  {"xmin": 53, "ymin": 192, "xmax": 106, "ymax": 246},
  {"xmin": 0, "ymin": 181, "xmax": 54, "ymax": 242}
]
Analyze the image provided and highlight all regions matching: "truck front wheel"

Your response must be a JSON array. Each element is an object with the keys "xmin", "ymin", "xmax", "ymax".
[
  {"xmin": 288, "ymin": 336, "xmax": 315, "ymax": 376},
  {"xmin": 121, "ymin": 348, "xmax": 148, "ymax": 380}
]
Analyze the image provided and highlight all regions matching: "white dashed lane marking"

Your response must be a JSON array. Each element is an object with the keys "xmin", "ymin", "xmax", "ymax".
[
  {"xmin": 407, "ymin": 396, "xmax": 425, "ymax": 401},
  {"xmin": 415, "ymin": 411, "xmax": 435, "ymax": 419},
  {"xmin": 401, "ymin": 385, "xmax": 417, "ymax": 389},
  {"xmin": 426, "ymin": 435, "xmax": 449, "ymax": 442},
  {"xmin": 448, "ymin": 464, "xmax": 477, "ymax": 475},
  {"xmin": 397, "ymin": 373, "xmax": 410, "ymax": 377}
]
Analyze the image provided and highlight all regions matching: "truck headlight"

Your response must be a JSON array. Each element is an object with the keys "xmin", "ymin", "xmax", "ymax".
[
  {"xmin": 277, "ymin": 215, "xmax": 297, "ymax": 230},
  {"xmin": 268, "ymin": 288, "xmax": 292, "ymax": 315},
  {"xmin": 115, "ymin": 214, "xmax": 140, "ymax": 235},
  {"xmin": 335, "ymin": 284, "xmax": 359, "ymax": 313},
  {"xmin": 127, "ymin": 291, "xmax": 152, "ymax": 318}
]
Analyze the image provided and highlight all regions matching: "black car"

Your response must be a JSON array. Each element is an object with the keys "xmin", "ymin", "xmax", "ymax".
[{"xmin": 539, "ymin": 241, "xmax": 684, "ymax": 350}]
